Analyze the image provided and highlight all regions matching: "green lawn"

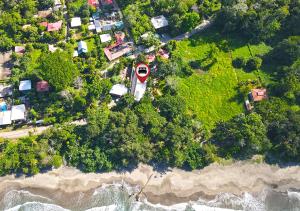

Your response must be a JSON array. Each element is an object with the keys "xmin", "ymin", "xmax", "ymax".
[
  {"xmin": 85, "ymin": 37, "xmax": 96, "ymax": 52},
  {"xmin": 173, "ymin": 28, "xmax": 273, "ymax": 130},
  {"xmin": 28, "ymin": 49, "xmax": 42, "ymax": 72}
]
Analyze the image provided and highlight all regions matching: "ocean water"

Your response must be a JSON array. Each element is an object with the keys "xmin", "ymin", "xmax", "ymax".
[{"xmin": 1, "ymin": 183, "xmax": 300, "ymax": 211}]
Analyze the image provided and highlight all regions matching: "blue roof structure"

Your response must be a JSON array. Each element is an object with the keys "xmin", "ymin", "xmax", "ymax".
[{"xmin": 115, "ymin": 21, "xmax": 124, "ymax": 29}]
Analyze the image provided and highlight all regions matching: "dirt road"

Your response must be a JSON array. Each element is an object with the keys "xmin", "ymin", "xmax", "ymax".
[{"xmin": 0, "ymin": 120, "xmax": 87, "ymax": 139}]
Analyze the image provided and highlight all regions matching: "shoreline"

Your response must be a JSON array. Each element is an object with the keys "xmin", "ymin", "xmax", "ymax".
[{"xmin": 1, "ymin": 161, "xmax": 300, "ymax": 208}]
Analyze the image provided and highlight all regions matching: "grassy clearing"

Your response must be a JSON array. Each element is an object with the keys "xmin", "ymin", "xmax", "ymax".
[
  {"xmin": 85, "ymin": 37, "xmax": 96, "ymax": 52},
  {"xmin": 28, "ymin": 49, "xmax": 42, "ymax": 72},
  {"xmin": 173, "ymin": 28, "xmax": 273, "ymax": 130}
]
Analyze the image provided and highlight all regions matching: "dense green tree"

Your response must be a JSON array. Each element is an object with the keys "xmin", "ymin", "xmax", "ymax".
[
  {"xmin": 0, "ymin": 137, "xmax": 53, "ymax": 176},
  {"xmin": 19, "ymin": 0, "xmax": 37, "ymax": 17},
  {"xmin": 37, "ymin": 0, "xmax": 54, "ymax": 10},
  {"xmin": 157, "ymin": 95, "xmax": 186, "ymax": 120},
  {"xmin": 169, "ymin": 14, "xmax": 183, "ymax": 35},
  {"xmin": 232, "ymin": 57, "xmax": 246, "ymax": 68},
  {"xmin": 211, "ymin": 113, "xmax": 271, "ymax": 159},
  {"xmin": 140, "ymin": 32, "xmax": 161, "ymax": 48},
  {"xmin": 102, "ymin": 109, "xmax": 153, "ymax": 168},
  {"xmin": 157, "ymin": 119, "xmax": 207, "ymax": 169},
  {"xmin": 88, "ymin": 77, "xmax": 112, "ymax": 100},
  {"xmin": 135, "ymin": 101, "xmax": 167, "ymax": 138},
  {"xmin": 50, "ymin": 155, "xmax": 63, "ymax": 168},
  {"xmin": 77, "ymin": 145, "xmax": 112, "ymax": 172},
  {"xmin": 123, "ymin": 4, "xmax": 153, "ymax": 42},
  {"xmin": 216, "ymin": 0, "xmax": 290, "ymax": 41},
  {"xmin": 181, "ymin": 12, "xmax": 201, "ymax": 32},
  {"xmin": 284, "ymin": 0, "xmax": 300, "ymax": 36},
  {"xmin": 269, "ymin": 110, "xmax": 300, "ymax": 161},
  {"xmin": 0, "ymin": 35, "xmax": 14, "ymax": 52},
  {"xmin": 268, "ymin": 36, "xmax": 300, "ymax": 66},
  {"xmin": 39, "ymin": 51, "xmax": 78, "ymax": 91},
  {"xmin": 86, "ymin": 106, "xmax": 110, "ymax": 138},
  {"xmin": 279, "ymin": 60, "xmax": 300, "ymax": 103},
  {"xmin": 246, "ymin": 56, "xmax": 262, "ymax": 71},
  {"xmin": 155, "ymin": 60, "xmax": 179, "ymax": 79}
]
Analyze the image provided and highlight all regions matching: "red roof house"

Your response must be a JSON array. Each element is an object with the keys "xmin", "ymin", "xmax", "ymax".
[
  {"xmin": 146, "ymin": 54, "xmax": 156, "ymax": 63},
  {"xmin": 250, "ymin": 88, "xmax": 268, "ymax": 102},
  {"xmin": 157, "ymin": 49, "xmax": 169, "ymax": 59},
  {"xmin": 88, "ymin": 0, "xmax": 99, "ymax": 8},
  {"xmin": 104, "ymin": 42, "xmax": 132, "ymax": 61},
  {"xmin": 36, "ymin": 81, "xmax": 49, "ymax": 92},
  {"xmin": 15, "ymin": 46, "xmax": 25, "ymax": 55},
  {"xmin": 47, "ymin": 21, "xmax": 62, "ymax": 32},
  {"xmin": 40, "ymin": 22, "xmax": 48, "ymax": 27}
]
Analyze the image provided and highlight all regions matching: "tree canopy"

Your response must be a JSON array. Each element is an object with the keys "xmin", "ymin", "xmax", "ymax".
[{"xmin": 39, "ymin": 51, "xmax": 78, "ymax": 90}]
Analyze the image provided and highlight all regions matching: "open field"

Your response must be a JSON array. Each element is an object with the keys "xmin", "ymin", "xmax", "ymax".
[
  {"xmin": 28, "ymin": 49, "xmax": 42, "ymax": 72},
  {"xmin": 173, "ymin": 28, "xmax": 273, "ymax": 130}
]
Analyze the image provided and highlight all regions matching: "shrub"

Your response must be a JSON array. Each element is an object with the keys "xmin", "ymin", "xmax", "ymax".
[
  {"xmin": 232, "ymin": 57, "xmax": 246, "ymax": 68},
  {"xmin": 246, "ymin": 57, "xmax": 262, "ymax": 71}
]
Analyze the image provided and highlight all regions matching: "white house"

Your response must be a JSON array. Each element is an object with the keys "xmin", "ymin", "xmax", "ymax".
[
  {"xmin": 88, "ymin": 23, "xmax": 96, "ymax": 31},
  {"xmin": 78, "ymin": 41, "xmax": 88, "ymax": 54},
  {"xmin": 48, "ymin": 44, "xmax": 58, "ymax": 52},
  {"xmin": 11, "ymin": 104, "xmax": 26, "ymax": 121},
  {"xmin": 109, "ymin": 84, "xmax": 128, "ymax": 97},
  {"xmin": 19, "ymin": 80, "xmax": 32, "ymax": 91},
  {"xmin": 73, "ymin": 50, "xmax": 79, "ymax": 57},
  {"xmin": 0, "ymin": 111, "xmax": 12, "ymax": 125},
  {"xmin": 71, "ymin": 17, "xmax": 82, "ymax": 28},
  {"xmin": 131, "ymin": 70, "xmax": 147, "ymax": 101},
  {"xmin": 151, "ymin": 15, "xmax": 169, "ymax": 29},
  {"xmin": 0, "ymin": 104, "xmax": 26, "ymax": 126},
  {"xmin": 100, "ymin": 34, "xmax": 112, "ymax": 43}
]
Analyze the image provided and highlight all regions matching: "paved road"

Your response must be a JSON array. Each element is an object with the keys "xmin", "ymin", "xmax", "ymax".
[
  {"xmin": 0, "ymin": 120, "xmax": 87, "ymax": 139},
  {"xmin": 173, "ymin": 19, "xmax": 212, "ymax": 41}
]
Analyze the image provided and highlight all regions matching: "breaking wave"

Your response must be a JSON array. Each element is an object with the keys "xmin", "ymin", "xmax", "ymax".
[{"xmin": 1, "ymin": 183, "xmax": 300, "ymax": 211}]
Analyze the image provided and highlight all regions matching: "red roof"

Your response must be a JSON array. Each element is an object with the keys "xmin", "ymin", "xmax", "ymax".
[
  {"xmin": 115, "ymin": 32, "xmax": 125, "ymax": 44},
  {"xmin": 104, "ymin": 43, "xmax": 132, "ymax": 61},
  {"xmin": 40, "ymin": 22, "xmax": 48, "ymax": 27},
  {"xmin": 158, "ymin": 49, "xmax": 169, "ymax": 59},
  {"xmin": 36, "ymin": 81, "xmax": 49, "ymax": 92},
  {"xmin": 47, "ymin": 21, "xmax": 62, "ymax": 32},
  {"xmin": 251, "ymin": 88, "xmax": 268, "ymax": 102},
  {"xmin": 146, "ymin": 54, "xmax": 156, "ymax": 63},
  {"xmin": 88, "ymin": 0, "xmax": 99, "ymax": 7},
  {"xmin": 15, "ymin": 46, "xmax": 25, "ymax": 54}
]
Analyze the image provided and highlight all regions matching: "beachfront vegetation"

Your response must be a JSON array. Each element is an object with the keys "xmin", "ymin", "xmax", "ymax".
[{"xmin": 0, "ymin": 0, "xmax": 299, "ymax": 176}]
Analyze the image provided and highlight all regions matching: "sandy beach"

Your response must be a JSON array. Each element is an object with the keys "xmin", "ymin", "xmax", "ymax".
[{"xmin": 1, "ymin": 161, "xmax": 300, "ymax": 207}]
